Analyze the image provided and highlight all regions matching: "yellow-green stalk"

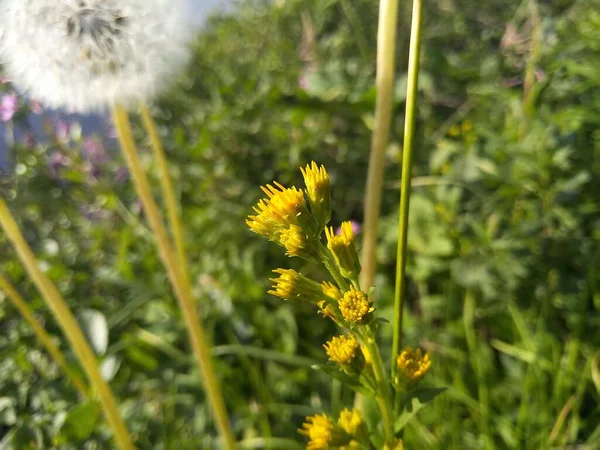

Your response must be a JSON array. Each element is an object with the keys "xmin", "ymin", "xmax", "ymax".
[
  {"xmin": 0, "ymin": 199, "xmax": 135, "ymax": 450},
  {"xmin": 392, "ymin": 0, "xmax": 423, "ymax": 380},
  {"xmin": 111, "ymin": 105, "xmax": 236, "ymax": 449},
  {"xmin": 139, "ymin": 104, "xmax": 189, "ymax": 281},
  {"xmin": 0, "ymin": 275, "xmax": 88, "ymax": 397},
  {"xmin": 360, "ymin": 0, "xmax": 400, "ymax": 291}
]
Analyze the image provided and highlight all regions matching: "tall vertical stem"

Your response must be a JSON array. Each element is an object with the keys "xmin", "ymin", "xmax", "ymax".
[
  {"xmin": 359, "ymin": 0, "xmax": 400, "ymax": 291},
  {"xmin": 111, "ymin": 105, "xmax": 236, "ymax": 449},
  {"xmin": 0, "ymin": 199, "xmax": 135, "ymax": 450},
  {"xmin": 392, "ymin": 0, "xmax": 423, "ymax": 378},
  {"xmin": 139, "ymin": 104, "xmax": 189, "ymax": 282},
  {"xmin": 0, "ymin": 275, "xmax": 88, "ymax": 397}
]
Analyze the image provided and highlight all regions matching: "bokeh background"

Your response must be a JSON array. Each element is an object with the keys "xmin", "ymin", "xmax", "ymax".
[{"xmin": 1, "ymin": 0, "xmax": 599, "ymax": 448}]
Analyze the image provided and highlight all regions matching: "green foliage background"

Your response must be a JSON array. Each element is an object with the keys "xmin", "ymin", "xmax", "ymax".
[{"xmin": 1, "ymin": 0, "xmax": 599, "ymax": 448}]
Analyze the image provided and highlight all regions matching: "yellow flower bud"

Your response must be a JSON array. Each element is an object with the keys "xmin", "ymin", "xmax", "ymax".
[
  {"xmin": 325, "ymin": 222, "xmax": 361, "ymax": 280},
  {"xmin": 300, "ymin": 161, "xmax": 331, "ymax": 230},
  {"xmin": 396, "ymin": 347, "xmax": 432, "ymax": 383},
  {"xmin": 268, "ymin": 268, "xmax": 322, "ymax": 303},
  {"xmin": 338, "ymin": 286, "xmax": 373, "ymax": 323}
]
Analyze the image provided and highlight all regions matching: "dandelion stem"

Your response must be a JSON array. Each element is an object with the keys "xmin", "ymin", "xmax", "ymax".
[
  {"xmin": 139, "ymin": 104, "xmax": 189, "ymax": 282},
  {"xmin": 359, "ymin": 0, "xmax": 400, "ymax": 291},
  {"xmin": 111, "ymin": 105, "xmax": 236, "ymax": 449},
  {"xmin": 0, "ymin": 198, "xmax": 135, "ymax": 450},
  {"xmin": 0, "ymin": 275, "xmax": 88, "ymax": 397},
  {"xmin": 392, "ymin": 0, "xmax": 423, "ymax": 380}
]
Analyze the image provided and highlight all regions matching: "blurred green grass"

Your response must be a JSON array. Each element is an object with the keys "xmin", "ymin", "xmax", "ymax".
[{"xmin": 1, "ymin": 0, "xmax": 599, "ymax": 448}]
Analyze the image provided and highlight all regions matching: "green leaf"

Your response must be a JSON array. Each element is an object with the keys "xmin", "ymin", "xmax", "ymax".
[
  {"xmin": 312, "ymin": 363, "xmax": 376, "ymax": 397},
  {"xmin": 57, "ymin": 401, "xmax": 100, "ymax": 443},
  {"xmin": 394, "ymin": 387, "xmax": 446, "ymax": 433}
]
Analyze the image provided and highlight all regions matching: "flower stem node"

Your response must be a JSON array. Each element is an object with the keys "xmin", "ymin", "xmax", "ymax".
[
  {"xmin": 325, "ymin": 222, "xmax": 361, "ymax": 280},
  {"xmin": 338, "ymin": 286, "xmax": 374, "ymax": 324},
  {"xmin": 395, "ymin": 347, "xmax": 431, "ymax": 385},
  {"xmin": 268, "ymin": 268, "xmax": 322, "ymax": 304},
  {"xmin": 301, "ymin": 161, "xmax": 332, "ymax": 230}
]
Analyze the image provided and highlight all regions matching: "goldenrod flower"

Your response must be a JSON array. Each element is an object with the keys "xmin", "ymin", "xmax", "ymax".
[
  {"xmin": 338, "ymin": 286, "xmax": 373, "ymax": 323},
  {"xmin": 247, "ymin": 181, "xmax": 316, "ymax": 242},
  {"xmin": 298, "ymin": 414, "xmax": 333, "ymax": 450},
  {"xmin": 396, "ymin": 347, "xmax": 431, "ymax": 383},
  {"xmin": 268, "ymin": 268, "xmax": 322, "ymax": 303},
  {"xmin": 278, "ymin": 224, "xmax": 318, "ymax": 259},
  {"xmin": 325, "ymin": 222, "xmax": 361, "ymax": 280},
  {"xmin": 338, "ymin": 408, "xmax": 364, "ymax": 435},
  {"xmin": 321, "ymin": 281, "xmax": 342, "ymax": 300},
  {"xmin": 299, "ymin": 414, "xmax": 350, "ymax": 449},
  {"xmin": 324, "ymin": 335, "xmax": 359, "ymax": 365},
  {"xmin": 300, "ymin": 161, "xmax": 331, "ymax": 230}
]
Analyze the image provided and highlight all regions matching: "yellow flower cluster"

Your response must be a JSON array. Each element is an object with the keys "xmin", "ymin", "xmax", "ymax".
[
  {"xmin": 396, "ymin": 347, "xmax": 431, "ymax": 382},
  {"xmin": 301, "ymin": 162, "xmax": 331, "ymax": 229},
  {"xmin": 325, "ymin": 221, "xmax": 361, "ymax": 280},
  {"xmin": 268, "ymin": 268, "xmax": 323, "ymax": 303},
  {"xmin": 299, "ymin": 409, "xmax": 365, "ymax": 449},
  {"xmin": 298, "ymin": 414, "xmax": 335, "ymax": 450},
  {"xmin": 338, "ymin": 286, "xmax": 373, "ymax": 323},
  {"xmin": 324, "ymin": 334, "xmax": 360, "ymax": 365}
]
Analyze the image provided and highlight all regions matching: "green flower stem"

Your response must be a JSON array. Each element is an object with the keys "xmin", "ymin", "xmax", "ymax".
[
  {"xmin": 360, "ymin": 325, "xmax": 395, "ymax": 447},
  {"xmin": 391, "ymin": 0, "xmax": 423, "ymax": 380},
  {"xmin": 0, "ymin": 199, "xmax": 135, "ymax": 450},
  {"xmin": 139, "ymin": 104, "xmax": 189, "ymax": 282},
  {"xmin": 319, "ymin": 244, "xmax": 350, "ymax": 292},
  {"xmin": 0, "ymin": 275, "xmax": 88, "ymax": 397},
  {"xmin": 111, "ymin": 105, "xmax": 236, "ymax": 450},
  {"xmin": 359, "ymin": 0, "xmax": 400, "ymax": 291}
]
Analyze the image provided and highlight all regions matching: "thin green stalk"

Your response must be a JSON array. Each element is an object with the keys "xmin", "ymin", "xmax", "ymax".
[
  {"xmin": 139, "ymin": 104, "xmax": 189, "ymax": 282},
  {"xmin": 111, "ymin": 105, "xmax": 236, "ymax": 449},
  {"xmin": 463, "ymin": 290, "xmax": 493, "ymax": 449},
  {"xmin": 391, "ymin": 0, "xmax": 423, "ymax": 379},
  {"xmin": 319, "ymin": 244, "xmax": 350, "ymax": 292},
  {"xmin": 0, "ymin": 199, "xmax": 135, "ymax": 450},
  {"xmin": 360, "ymin": 326, "xmax": 395, "ymax": 447},
  {"xmin": 0, "ymin": 275, "xmax": 88, "ymax": 397},
  {"xmin": 359, "ymin": 0, "xmax": 400, "ymax": 291}
]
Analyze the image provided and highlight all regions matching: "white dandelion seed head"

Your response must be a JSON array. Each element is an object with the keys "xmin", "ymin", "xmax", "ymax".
[{"xmin": 0, "ymin": 0, "xmax": 196, "ymax": 113}]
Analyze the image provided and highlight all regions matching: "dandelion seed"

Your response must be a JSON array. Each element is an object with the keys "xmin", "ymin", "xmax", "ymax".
[{"xmin": 0, "ymin": 0, "xmax": 195, "ymax": 112}]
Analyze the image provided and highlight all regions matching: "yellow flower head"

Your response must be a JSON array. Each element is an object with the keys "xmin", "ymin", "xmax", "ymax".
[
  {"xmin": 338, "ymin": 286, "xmax": 373, "ymax": 323},
  {"xmin": 247, "ymin": 181, "xmax": 314, "ymax": 241},
  {"xmin": 396, "ymin": 347, "xmax": 432, "ymax": 382},
  {"xmin": 279, "ymin": 224, "xmax": 311, "ymax": 258},
  {"xmin": 300, "ymin": 161, "xmax": 331, "ymax": 229},
  {"xmin": 324, "ymin": 335, "xmax": 359, "ymax": 365},
  {"xmin": 338, "ymin": 408, "xmax": 363, "ymax": 435},
  {"xmin": 317, "ymin": 281, "xmax": 341, "ymax": 319},
  {"xmin": 321, "ymin": 281, "xmax": 342, "ymax": 300},
  {"xmin": 268, "ymin": 268, "xmax": 322, "ymax": 303},
  {"xmin": 325, "ymin": 223, "xmax": 361, "ymax": 280},
  {"xmin": 298, "ymin": 414, "xmax": 334, "ymax": 450}
]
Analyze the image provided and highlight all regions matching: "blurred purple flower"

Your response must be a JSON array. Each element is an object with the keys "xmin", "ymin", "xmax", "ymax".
[
  {"xmin": 80, "ymin": 205, "xmax": 111, "ymax": 222},
  {"xmin": 115, "ymin": 166, "xmax": 129, "ymax": 183},
  {"xmin": 23, "ymin": 132, "xmax": 36, "ymax": 148},
  {"xmin": 0, "ymin": 94, "xmax": 18, "ymax": 122},
  {"xmin": 336, "ymin": 220, "xmax": 361, "ymax": 236},
  {"xmin": 82, "ymin": 137, "xmax": 108, "ymax": 164},
  {"xmin": 55, "ymin": 121, "xmax": 71, "ymax": 141},
  {"xmin": 48, "ymin": 150, "xmax": 70, "ymax": 177}
]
